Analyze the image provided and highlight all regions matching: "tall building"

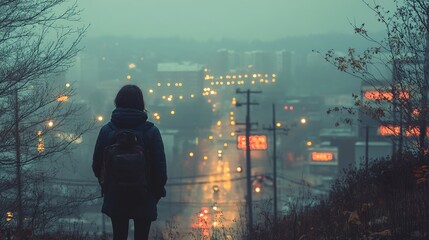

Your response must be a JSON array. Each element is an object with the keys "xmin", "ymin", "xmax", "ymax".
[
  {"xmin": 213, "ymin": 49, "xmax": 235, "ymax": 76},
  {"xmin": 275, "ymin": 50, "xmax": 296, "ymax": 95},
  {"xmin": 251, "ymin": 50, "xmax": 275, "ymax": 73},
  {"xmin": 275, "ymin": 50, "xmax": 295, "ymax": 75}
]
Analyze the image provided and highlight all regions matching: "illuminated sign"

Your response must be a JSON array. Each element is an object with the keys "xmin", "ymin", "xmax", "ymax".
[
  {"xmin": 237, "ymin": 135, "xmax": 267, "ymax": 150},
  {"xmin": 311, "ymin": 152, "xmax": 334, "ymax": 162},
  {"xmin": 378, "ymin": 125, "xmax": 429, "ymax": 137},
  {"xmin": 378, "ymin": 125, "xmax": 401, "ymax": 136},
  {"xmin": 363, "ymin": 90, "xmax": 409, "ymax": 101}
]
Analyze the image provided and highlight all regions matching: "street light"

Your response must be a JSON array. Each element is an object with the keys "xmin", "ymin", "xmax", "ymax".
[
  {"xmin": 56, "ymin": 95, "xmax": 69, "ymax": 102},
  {"xmin": 6, "ymin": 212, "xmax": 13, "ymax": 222},
  {"xmin": 37, "ymin": 130, "xmax": 44, "ymax": 153}
]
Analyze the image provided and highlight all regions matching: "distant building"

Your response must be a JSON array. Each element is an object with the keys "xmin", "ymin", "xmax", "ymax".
[
  {"xmin": 213, "ymin": 49, "xmax": 235, "ymax": 76},
  {"xmin": 66, "ymin": 53, "xmax": 99, "ymax": 85},
  {"xmin": 275, "ymin": 50, "xmax": 296, "ymax": 95},
  {"xmin": 66, "ymin": 53, "xmax": 103, "ymax": 103},
  {"xmin": 156, "ymin": 62, "xmax": 205, "ymax": 98},
  {"xmin": 252, "ymin": 50, "xmax": 275, "ymax": 73},
  {"xmin": 275, "ymin": 50, "xmax": 295, "ymax": 75},
  {"xmin": 359, "ymin": 80, "xmax": 393, "ymax": 140}
]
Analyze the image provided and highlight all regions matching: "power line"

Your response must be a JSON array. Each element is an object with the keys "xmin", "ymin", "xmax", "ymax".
[{"xmin": 39, "ymin": 171, "xmax": 330, "ymax": 193}]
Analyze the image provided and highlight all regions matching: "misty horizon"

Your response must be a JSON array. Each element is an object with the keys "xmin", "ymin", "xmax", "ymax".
[{"xmin": 76, "ymin": 0, "xmax": 395, "ymax": 41}]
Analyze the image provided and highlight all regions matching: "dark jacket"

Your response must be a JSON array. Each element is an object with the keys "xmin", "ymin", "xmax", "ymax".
[{"xmin": 92, "ymin": 108, "xmax": 167, "ymax": 220}]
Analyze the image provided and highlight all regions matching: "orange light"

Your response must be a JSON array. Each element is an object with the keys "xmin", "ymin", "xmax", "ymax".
[
  {"xmin": 405, "ymin": 126, "xmax": 429, "ymax": 137},
  {"xmin": 378, "ymin": 125, "xmax": 429, "ymax": 137},
  {"xmin": 37, "ymin": 142, "xmax": 44, "ymax": 153},
  {"xmin": 398, "ymin": 91, "xmax": 410, "ymax": 99},
  {"xmin": 237, "ymin": 135, "xmax": 268, "ymax": 150},
  {"xmin": 378, "ymin": 125, "xmax": 401, "ymax": 136},
  {"xmin": 56, "ymin": 95, "xmax": 68, "ymax": 102},
  {"xmin": 236, "ymin": 166, "xmax": 243, "ymax": 173},
  {"xmin": 255, "ymin": 187, "xmax": 261, "ymax": 193},
  {"xmin": 364, "ymin": 90, "xmax": 409, "ymax": 101},
  {"xmin": 311, "ymin": 152, "xmax": 334, "ymax": 161}
]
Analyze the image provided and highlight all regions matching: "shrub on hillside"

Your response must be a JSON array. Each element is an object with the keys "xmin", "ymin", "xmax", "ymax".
[{"xmin": 252, "ymin": 153, "xmax": 429, "ymax": 240}]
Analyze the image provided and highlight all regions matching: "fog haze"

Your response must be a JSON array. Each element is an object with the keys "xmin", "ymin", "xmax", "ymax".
[{"xmin": 77, "ymin": 0, "xmax": 394, "ymax": 41}]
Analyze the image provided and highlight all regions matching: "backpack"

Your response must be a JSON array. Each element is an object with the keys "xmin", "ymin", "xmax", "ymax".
[{"xmin": 100, "ymin": 122, "xmax": 152, "ymax": 198}]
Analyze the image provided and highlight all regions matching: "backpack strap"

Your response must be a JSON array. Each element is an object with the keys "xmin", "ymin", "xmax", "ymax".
[
  {"xmin": 107, "ymin": 121, "xmax": 154, "ymax": 147},
  {"xmin": 135, "ymin": 121, "xmax": 155, "ymax": 148},
  {"xmin": 106, "ymin": 122, "xmax": 118, "ymax": 145}
]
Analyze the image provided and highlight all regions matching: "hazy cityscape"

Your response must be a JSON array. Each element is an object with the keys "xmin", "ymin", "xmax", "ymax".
[
  {"xmin": 65, "ymin": 34, "xmax": 361, "ymax": 235},
  {"xmin": 1, "ymin": 1, "xmax": 429, "ymax": 240}
]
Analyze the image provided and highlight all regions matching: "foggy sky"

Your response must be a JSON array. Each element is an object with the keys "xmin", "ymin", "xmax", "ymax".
[{"xmin": 77, "ymin": 0, "xmax": 395, "ymax": 41}]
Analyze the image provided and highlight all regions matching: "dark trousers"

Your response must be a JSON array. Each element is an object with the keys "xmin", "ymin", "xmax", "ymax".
[{"xmin": 111, "ymin": 217, "xmax": 151, "ymax": 240}]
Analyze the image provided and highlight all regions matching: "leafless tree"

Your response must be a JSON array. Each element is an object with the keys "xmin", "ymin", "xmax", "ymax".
[
  {"xmin": 322, "ymin": 0, "xmax": 429, "ymax": 160},
  {"xmin": 0, "ymin": 1, "xmax": 95, "ymax": 239}
]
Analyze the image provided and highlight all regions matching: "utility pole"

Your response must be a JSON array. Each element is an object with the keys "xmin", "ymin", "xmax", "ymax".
[
  {"xmin": 420, "ymin": 6, "xmax": 429, "ymax": 161},
  {"xmin": 271, "ymin": 104, "xmax": 278, "ymax": 221},
  {"xmin": 235, "ymin": 88, "xmax": 261, "ymax": 235},
  {"xmin": 13, "ymin": 87, "xmax": 23, "ymax": 239},
  {"xmin": 263, "ymin": 104, "xmax": 288, "ymax": 222},
  {"xmin": 365, "ymin": 125, "xmax": 369, "ymax": 171}
]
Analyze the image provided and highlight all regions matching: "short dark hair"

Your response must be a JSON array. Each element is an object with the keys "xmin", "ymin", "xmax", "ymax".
[{"xmin": 114, "ymin": 85, "xmax": 145, "ymax": 111}]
